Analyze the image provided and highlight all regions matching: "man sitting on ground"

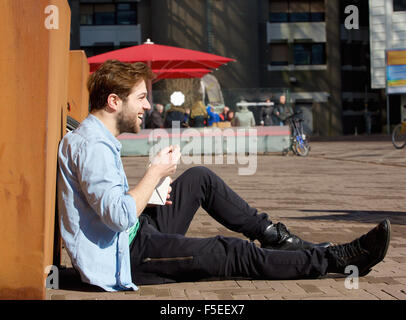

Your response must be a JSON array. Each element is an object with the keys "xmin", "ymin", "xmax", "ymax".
[{"xmin": 57, "ymin": 60, "xmax": 391, "ymax": 291}]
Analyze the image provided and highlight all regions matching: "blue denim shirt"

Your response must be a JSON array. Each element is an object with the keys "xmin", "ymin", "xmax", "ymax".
[{"xmin": 57, "ymin": 114, "xmax": 138, "ymax": 292}]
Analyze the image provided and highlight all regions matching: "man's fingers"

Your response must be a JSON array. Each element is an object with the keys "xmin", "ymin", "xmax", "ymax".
[
  {"xmin": 167, "ymin": 186, "xmax": 172, "ymax": 198},
  {"xmin": 158, "ymin": 145, "xmax": 173, "ymax": 155}
]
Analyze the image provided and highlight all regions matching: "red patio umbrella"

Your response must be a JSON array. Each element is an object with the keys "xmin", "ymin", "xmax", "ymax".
[
  {"xmin": 89, "ymin": 68, "xmax": 211, "ymax": 80},
  {"xmin": 88, "ymin": 39, "xmax": 235, "ymax": 73},
  {"xmin": 87, "ymin": 39, "xmax": 236, "ymax": 105},
  {"xmin": 152, "ymin": 68, "xmax": 212, "ymax": 81}
]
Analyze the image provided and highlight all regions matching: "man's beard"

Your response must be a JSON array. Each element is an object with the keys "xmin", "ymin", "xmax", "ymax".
[{"xmin": 116, "ymin": 104, "xmax": 140, "ymax": 134}]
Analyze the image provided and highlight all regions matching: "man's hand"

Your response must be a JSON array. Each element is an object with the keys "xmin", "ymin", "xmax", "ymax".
[
  {"xmin": 129, "ymin": 145, "xmax": 181, "ymax": 215},
  {"xmin": 146, "ymin": 177, "xmax": 173, "ymax": 207},
  {"xmin": 149, "ymin": 145, "xmax": 181, "ymax": 179},
  {"xmin": 165, "ymin": 178, "xmax": 173, "ymax": 205}
]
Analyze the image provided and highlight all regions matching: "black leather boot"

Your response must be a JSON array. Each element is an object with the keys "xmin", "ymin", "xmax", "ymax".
[
  {"xmin": 326, "ymin": 219, "xmax": 391, "ymax": 276},
  {"xmin": 259, "ymin": 222, "xmax": 332, "ymax": 251}
]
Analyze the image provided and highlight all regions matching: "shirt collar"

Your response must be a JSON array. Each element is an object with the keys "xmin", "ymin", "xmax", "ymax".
[{"xmin": 87, "ymin": 114, "xmax": 122, "ymax": 152}]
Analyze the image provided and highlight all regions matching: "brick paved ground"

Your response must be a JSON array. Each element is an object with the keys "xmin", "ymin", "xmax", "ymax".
[{"xmin": 47, "ymin": 139, "xmax": 406, "ymax": 300}]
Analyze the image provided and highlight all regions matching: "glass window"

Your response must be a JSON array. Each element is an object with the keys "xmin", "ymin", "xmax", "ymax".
[
  {"xmin": 311, "ymin": 43, "xmax": 325, "ymax": 64},
  {"xmin": 310, "ymin": 0, "xmax": 324, "ymax": 21},
  {"xmin": 269, "ymin": 0, "xmax": 289, "ymax": 22},
  {"xmin": 269, "ymin": 13, "xmax": 289, "ymax": 22},
  {"xmin": 117, "ymin": 3, "xmax": 132, "ymax": 11},
  {"xmin": 290, "ymin": 12, "xmax": 310, "ymax": 22},
  {"xmin": 117, "ymin": 3, "xmax": 136, "ymax": 25},
  {"xmin": 269, "ymin": 0, "xmax": 325, "ymax": 23},
  {"xmin": 310, "ymin": 12, "xmax": 324, "ymax": 21},
  {"xmin": 293, "ymin": 43, "xmax": 325, "ymax": 65},
  {"xmin": 294, "ymin": 44, "xmax": 311, "ymax": 65},
  {"xmin": 94, "ymin": 4, "xmax": 115, "ymax": 25},
  {"xmin": 394, "ymin": 0, "xmax": 406, "ymax": 11},
  {"xmin": 290, "ymin": 0, "xmax": 310, "ymax": 22},
  {"xmin": 80, "ymin": 4, "xmax": 93, "ymax": 25},
  {"xmin": 270, "ymin": 43, "xmax": 289, "ymax": 65}
]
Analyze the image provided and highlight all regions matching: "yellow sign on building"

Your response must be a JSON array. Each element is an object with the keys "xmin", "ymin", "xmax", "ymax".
[{"xmin": 387, "ymin": 49, "xmax": 406, "ymax": 94}]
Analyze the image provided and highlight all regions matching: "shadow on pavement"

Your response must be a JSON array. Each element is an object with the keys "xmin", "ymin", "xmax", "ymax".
[
  {"xmin": 57, "ymin": 267, "xmax": 105, "ymax": 292},
  {"xmin": 297, "ymin": 210, "xmax": 406, "ymax": 225}
]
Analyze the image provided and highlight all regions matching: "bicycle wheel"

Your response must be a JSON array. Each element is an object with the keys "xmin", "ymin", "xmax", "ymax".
[
  {"xmin": 392, "ymin": 124, "xmax": 406, "ymax": 149},
  {"xmin": 294, "ymin": 137, "xmax": 310, "ymax": 156}
]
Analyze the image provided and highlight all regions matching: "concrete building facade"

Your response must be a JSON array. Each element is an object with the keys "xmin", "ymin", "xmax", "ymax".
[{"xmin": 369, "ymin": 0, "xmax": 406, "ymax": 127}]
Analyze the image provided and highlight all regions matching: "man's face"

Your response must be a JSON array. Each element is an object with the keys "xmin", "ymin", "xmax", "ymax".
[
  {"xmin": 116, "ymin": 80, "xmax": 150, "ymax": 134},
  {"xmin": 279, "ymin": 95, "xmax": 286, "ymax": 104}
]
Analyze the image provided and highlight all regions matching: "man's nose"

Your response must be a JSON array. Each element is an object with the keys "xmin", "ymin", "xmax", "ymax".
[{"xmin": 144, "ymin": 99, "xmax": 151, "ymax": 110}]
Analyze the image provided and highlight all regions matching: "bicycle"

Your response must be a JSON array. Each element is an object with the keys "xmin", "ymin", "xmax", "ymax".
[
  {"xmin": 392, "ymin": 121, "xmax": 406, "ymax": 149},
  {"xmin": 282, "ymin": 111, "xmax": 310, "ymax": 157}
]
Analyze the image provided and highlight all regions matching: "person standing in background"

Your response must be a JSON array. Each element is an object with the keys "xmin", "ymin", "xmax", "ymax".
[
  {"xmin": 190, "ymin": 100, "xmax": 208, "ymax": 127},
  {"xmin": 233, "ymin": 103, "xmax": 256, "ymax": 127},
  {"xmin": 145, "ymin": 103, "xmax": 164, "ymax": 129},
  {"xmin": 274, "ymin": 94, "xmax": 294, "ymax": 126},
  {"xmin": 260, "ymin": 98, "xmax": 274, "ymax": 126}
]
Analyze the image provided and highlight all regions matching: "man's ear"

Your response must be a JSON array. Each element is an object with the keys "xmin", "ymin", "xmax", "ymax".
[{"xmin": 106, "ymin": 93, "xmax": 122, "ymax": 112}]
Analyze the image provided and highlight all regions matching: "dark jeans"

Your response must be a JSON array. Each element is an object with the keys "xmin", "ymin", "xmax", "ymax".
[
  {"xmin": 190, "ymin": 116, "xmax": 206, "ymax": 127},
  {"xmin": 130, "ymin": 166, "xmax": 329, "ymax": 285}
]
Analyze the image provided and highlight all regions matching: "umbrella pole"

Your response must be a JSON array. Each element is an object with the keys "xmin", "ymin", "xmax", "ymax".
[
  {"xmin": 143, "ymin": 79, "xmax": 153, "ymax": 130},
  {"xmin": 147, "ymin": 78, "xmax": 153, "ymax": 106},
  {"xmin": 145, "ymin": 60, "xmax": 153, "ymax": 130}
]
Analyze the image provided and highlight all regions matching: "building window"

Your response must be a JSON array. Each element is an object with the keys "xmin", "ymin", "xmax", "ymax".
[
  {"xmin": 269, "ymin": 1, "xmax": 289, "ymax": 22},
  {"xmin": 80, "ymin": 3, "xmax": 137, "ymax": 26},
  {"xmin": 293, "ymin": 43, "xmax": 326, "ymax": 65},
  {"xmin": 117, "ymin": 3, "xmax": 137, "ymax": 25},
  {"xmin": 310, "ymin": 0, "xmax": 325, "ymax": 22},
  {"xmin": 94, "ymin": 4, "xmax": 115, "ymax": 25},
  {"xmin": 269, "ymin": 0, "xmax": 325, "ymax": 23},
  {"xmin": 270, "ymin": 43, "xmax": 289, "ymax": 65},
  {"xmin": 80, "ymin": 4, "xmax": 93, "ymax": 25},
  {"xmin": 394, "ymin": 0, "xmax": 406, "ymax": 11},
  {"xmin": 290, "ymin": 0, "xmax": 310, "ymax": 22}
]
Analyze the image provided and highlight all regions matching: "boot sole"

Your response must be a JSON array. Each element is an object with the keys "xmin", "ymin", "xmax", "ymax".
[{"xmin": 359, "ymin": 219, "xmax": 391, "ymax": 277}]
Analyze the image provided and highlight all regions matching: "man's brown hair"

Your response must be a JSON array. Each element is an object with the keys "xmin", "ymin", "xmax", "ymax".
[{"xmin": 87, "ymin": 60, "xmax": 155, "ymax": 111}]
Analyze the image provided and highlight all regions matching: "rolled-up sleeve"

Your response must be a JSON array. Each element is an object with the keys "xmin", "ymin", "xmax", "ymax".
[{"xmin": 76, "ymin": 140, "xmax": 137, "ymax": 232}]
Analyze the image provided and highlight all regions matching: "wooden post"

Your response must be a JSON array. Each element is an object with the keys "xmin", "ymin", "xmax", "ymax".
[
  {"xmin": 0, "ymin": 0, "xmax": 71, "ymax": 299},
  {"xmin": 68, "ymin": 50, "xmax": 90, "ymax": 122}
]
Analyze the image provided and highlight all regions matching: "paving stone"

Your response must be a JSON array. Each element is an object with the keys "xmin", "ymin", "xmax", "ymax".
[
  {"xmin": 380, "ymin": 285, "xmax": 406, "ymax": 299},
  {"xmin": 169, "ymin": 288, "xmax": 187, "ymax": 298},
  {"xmin": 249, "ymin": 294, "xmax": 268, "ymax": 300},
  {"xmin": 298, "ymin": 284, "xmax": 324, "ymax": 294},
  {"xmin": 232, "ymin": 294, "xmax": 251, "ymax": 300}
]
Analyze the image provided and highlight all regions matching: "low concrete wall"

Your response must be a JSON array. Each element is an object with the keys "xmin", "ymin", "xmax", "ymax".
[{"xmin": 118, "ymin": 126, "xmax": 291, "ymax": 157}]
